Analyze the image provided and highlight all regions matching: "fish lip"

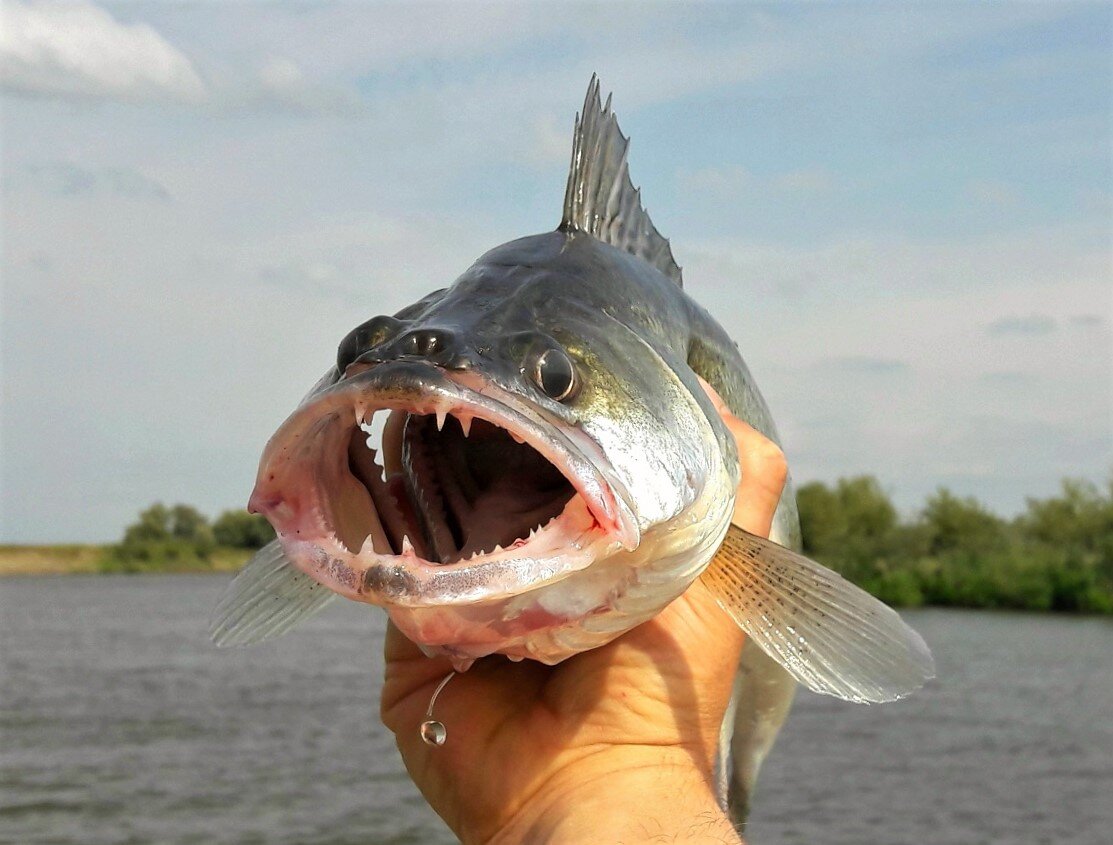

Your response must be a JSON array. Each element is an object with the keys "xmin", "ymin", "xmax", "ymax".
[{"xmin": 249, "ymin": 360, "xmax": 640, "ymax": 606}]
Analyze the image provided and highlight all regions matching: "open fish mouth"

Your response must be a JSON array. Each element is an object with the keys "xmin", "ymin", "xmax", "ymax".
[{"xmin": 248, "ymin": 361, "xmax": 639, "ymax": 606}]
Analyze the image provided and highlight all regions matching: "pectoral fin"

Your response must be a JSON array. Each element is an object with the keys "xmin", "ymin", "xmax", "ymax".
[
  {"xmin": 701, "ymin": 526, "xmax": 934, "ymax": 703},
  {"xmin": 209, "ymin": 540, "xmax": 336, "ymax": 647}
]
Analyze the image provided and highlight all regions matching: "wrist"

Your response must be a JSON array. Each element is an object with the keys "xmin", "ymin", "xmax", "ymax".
[{"xmin": 482, "ymin": 748, "xmax": 742, "ymax": 845}]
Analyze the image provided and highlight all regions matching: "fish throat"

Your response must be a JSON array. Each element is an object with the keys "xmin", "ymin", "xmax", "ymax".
[{"xmin": 339, "ymin": 410, "xmax": 577, "ymax": 565}]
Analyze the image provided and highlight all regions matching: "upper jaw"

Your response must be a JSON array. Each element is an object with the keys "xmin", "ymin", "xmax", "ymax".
[{"xmin": 248, "ymin": 360, "xmax": 640, "ymax": 607}]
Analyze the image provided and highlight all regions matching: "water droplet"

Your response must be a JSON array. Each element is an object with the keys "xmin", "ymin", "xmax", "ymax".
[{"xmin": 420, "ymin": 719, "xmax": 446, "ymax": 746}]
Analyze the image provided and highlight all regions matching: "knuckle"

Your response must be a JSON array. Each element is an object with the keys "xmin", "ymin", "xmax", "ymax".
[
  {"xmin": 753, "ymin": 439, "xmax": 786, "ymax": 471},
  {"xmin": 750, "ymin": 440, "xmax": 788, "ymax": 491}
]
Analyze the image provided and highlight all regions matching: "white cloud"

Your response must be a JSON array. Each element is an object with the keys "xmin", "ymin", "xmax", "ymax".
[
  {"xmin": 679, "ymin": 165, "xmax": 751, "ymax": 197},
  {"xmin": 519, "ymin": 112, "xmax": 574, "ymax": 167},
  {"xmin": 0, "ymin": 0, "xmax": 205, "ymax": 103},
  {"xmin": 245, "ymin": 211, "xmax": 496, "ymax": 306},
  {"xmin": 7, "ymin": 161, "xmax": 171, "ymax": 200},
  {"xmin": 1069, "ymin": 314, "xmax": 1105, "ymax": 329},
  {"xmin": 813, "ymin": 356, "xmax": 911, "ymax": 377},
  {"xmin": 684, "ymin": 224, "xmax": 1110, "ymax": 304},
  {"xmin": 680, "ymin": 166, "xmax": 837, "ymax": 202},
  {"xmin": 238, "ymin": 56, "xmax": 364, "ymax": 116},
  {"xmin": 776, "ymin": 168, "xmax": 836, "ymax": 194},
  {"xmin": 679, "ymin": 225, "xmax": 1111, "ymax": 513},
  {"xmin": 986, "ymin": 314, "xmax": 1057, "ymax": 336},
  {"xmin": 966, "ymin": 178, "xmax": 1021, "ymax": 207}
]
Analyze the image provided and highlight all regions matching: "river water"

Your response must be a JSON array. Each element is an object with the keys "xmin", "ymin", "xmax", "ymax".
[{"xmin": 1, "ymin": 576, "xmax": 1110, "ymax": 844}]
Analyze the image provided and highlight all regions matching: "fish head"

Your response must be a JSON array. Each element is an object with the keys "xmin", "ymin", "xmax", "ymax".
[{"xmin": 248, "ymin": 232, "xmax": 737, "ymax": 667}]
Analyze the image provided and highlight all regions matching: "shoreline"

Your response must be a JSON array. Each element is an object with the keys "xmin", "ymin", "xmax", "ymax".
[
  {"xmin": 1, "ymin": 545, "xmax": 1109, "ymax": 617},
  {"xmin": 0, "ymin": 545, "xmax": 251, "ymax": 577}
]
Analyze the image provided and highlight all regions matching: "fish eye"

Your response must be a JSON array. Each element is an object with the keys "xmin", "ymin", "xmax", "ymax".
[{"xmin": 531, "ymin": 347, "xmax": 578, "ymax": 402}]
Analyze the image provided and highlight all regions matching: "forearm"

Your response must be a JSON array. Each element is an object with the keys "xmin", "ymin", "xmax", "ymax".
[{"xmin": 484, "ymin": 750, "xmax": 743, "ymax": 845}]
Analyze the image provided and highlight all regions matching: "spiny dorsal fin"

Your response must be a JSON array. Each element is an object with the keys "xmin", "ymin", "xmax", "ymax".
[{"xmin": 560, "ymin": 75, "xmax": 683, "ymax": 287}]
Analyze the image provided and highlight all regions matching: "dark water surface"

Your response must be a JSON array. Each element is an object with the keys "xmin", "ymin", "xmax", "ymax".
[{"xmin": 1, "ymin": 576, "xmax": 1110, "ymax": 845}]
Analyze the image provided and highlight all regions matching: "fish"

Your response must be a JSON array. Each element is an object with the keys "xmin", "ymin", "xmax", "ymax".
[{"xmin": 211, "ymin": 76, "xmax": 934, "ymax": 817}]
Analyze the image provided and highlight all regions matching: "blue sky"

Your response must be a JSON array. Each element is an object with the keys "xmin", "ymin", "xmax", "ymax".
[{"xmin": 1, "ymin": 1, "xmax": 1110, "ymax": 543}]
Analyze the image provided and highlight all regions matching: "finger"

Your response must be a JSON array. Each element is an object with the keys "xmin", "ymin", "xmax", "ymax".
[
  {"xmin": 723, "ymin": 415, "xmax": 786, "ymax": 537},
  {"xmin": 695, "ymin": 377, "xmax": 786, "ymax": 538},
  {"xmin": 381, "ymin": 621, "xmax": 457, "ymax": 733},
  {"xmin": 697, "ymin": 376, "xmax": 732, "ymax": 419}
]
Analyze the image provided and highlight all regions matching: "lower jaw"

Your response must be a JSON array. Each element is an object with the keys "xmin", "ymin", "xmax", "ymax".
[{"xmin": 266, "ymin": 493, "xmax": 620, "ymax": 608}]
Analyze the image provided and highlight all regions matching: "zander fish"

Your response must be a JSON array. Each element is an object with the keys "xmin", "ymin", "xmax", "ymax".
[{"xmin": 212, "ymin": 76, "xmax": 933, "ymax": 816}]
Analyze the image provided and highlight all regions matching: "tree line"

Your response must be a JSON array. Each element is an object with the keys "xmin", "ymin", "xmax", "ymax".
[
  {"xmin": 798, "ymin": 476, "xmax": 1112, "ymax": 613},
  {"xmin": 101, "ymin": 503, "xmax": 274, "ymax": 572},
  {"xmin": 106, "ymin": 476, "xmax": 1113, "ymax": 613}
]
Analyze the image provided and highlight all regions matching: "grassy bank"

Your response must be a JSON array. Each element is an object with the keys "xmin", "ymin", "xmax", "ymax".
[
  {"xmin": 0, "ymin": 545, "xmax": 251, "ymax": 576},
  {"xmin": 0, "ymin": 545, "xmax": 104, "ymax": 576}
]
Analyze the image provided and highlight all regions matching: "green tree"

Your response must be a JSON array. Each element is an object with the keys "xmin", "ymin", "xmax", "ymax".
[
  {"xmin": 123, "ymin": 502, "xmax": 172, "ymax": 544},
  {"xmin": 107, "ymin": 502, "xmax": 215, "ymax": 572},
  {"xmin": 213, "ymin": 510, "xmax": 276, "ymax": 549},
  {"xmin": 796, "ymin": 481, "xmax": 847, "ymax": 556},
  {"xmin": 1019, "ymin": 478, "xmax": 1113, "ymax": 554},
  {"xmin": 797, "ymin": 476, "xmax": 904, "ymax": 590},
  {"xmin": 836, "ymin": 476, "xmax": 898, "ymax": 543},
  {"xmin": 797, "ymin": 476, "xmax": 898, "ymax": 557},
  {"xmin": 169, "ymin": 504, "xmax": 213, "ymax": 545},
  {"xmin": 920, "ymin": 488, "xmax": 1007, "ymax": 556}
]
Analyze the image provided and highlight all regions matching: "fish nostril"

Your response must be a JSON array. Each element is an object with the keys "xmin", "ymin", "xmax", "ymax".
[
  {"xmin": 401, "ymin": 329, "xmax": 449, "ymax": 358},
  {"xmin": 445, "ymin": 352, "xmax": 472, "ymax": 371}
]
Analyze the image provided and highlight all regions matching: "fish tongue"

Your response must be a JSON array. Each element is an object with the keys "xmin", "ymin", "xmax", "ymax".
[
  {"xmin": 402, "ymin": 414, "xmax": 461, "ymax": 563},
  {"xmin": 454, "ymin": 493, "xmax": 542, "ymax": 558}
]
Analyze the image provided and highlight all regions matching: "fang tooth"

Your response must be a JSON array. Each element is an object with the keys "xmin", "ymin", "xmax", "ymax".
[
  {"xmin": 458, "ymin": 416, "xmax": 472, "ymax": 437},
  {"xmin": 401, "ymin": 535, "xmax": 414, "ymax": 554},
  {"xmin": 435, "ymin": 409, "xmax": 447, "ymax": 431}
]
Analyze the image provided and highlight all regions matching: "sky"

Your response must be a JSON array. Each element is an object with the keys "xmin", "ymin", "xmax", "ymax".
[{"xmin": 1, "ymin": 1, "xmax": 1110, "ymax": 543}]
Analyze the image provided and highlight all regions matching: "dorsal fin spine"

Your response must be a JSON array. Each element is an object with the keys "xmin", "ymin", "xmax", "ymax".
[{"xmin": 560, "ymin": 75, "xmax": 683, "ymax": 287}]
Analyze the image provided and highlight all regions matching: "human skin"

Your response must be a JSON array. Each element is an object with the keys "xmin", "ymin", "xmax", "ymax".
[{"xmin": 380, "ymin": 388, "xmax": 787, "ymax": 844}]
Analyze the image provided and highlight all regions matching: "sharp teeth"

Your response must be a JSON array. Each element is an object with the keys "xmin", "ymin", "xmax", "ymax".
[
  {"xmin": 458, "ymin": 415, "xmax": 472, "ymax": 437},
  {"xmin": 435, "ymin": 409, "xmax": 447, "ymax": 431},
  {"xmin": 509, "ymin": 429, "xmax": 526, "ymax": 444},
  {"xmin": 401, "ymin": 535, "xmax": 414, "ymax": 555},
  {"xmin": 491, "ymin": 544, "xmax": 503, "ymax": 554}
]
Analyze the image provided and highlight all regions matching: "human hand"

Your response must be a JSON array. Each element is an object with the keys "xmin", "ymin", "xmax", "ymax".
[{"xmin": 380, "ymin": 386, "xmax": 787, "ymax": 844}]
